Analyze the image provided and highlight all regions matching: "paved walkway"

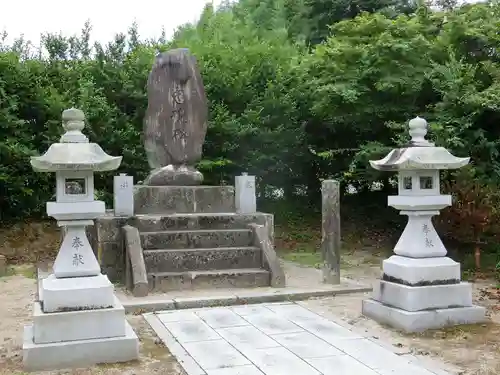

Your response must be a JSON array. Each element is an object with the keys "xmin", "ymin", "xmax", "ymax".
[{"xmin": 144, "ymin": 302, "xmax": 451, "ymax": 375}]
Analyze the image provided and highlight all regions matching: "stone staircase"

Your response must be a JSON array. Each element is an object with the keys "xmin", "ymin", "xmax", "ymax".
[
  {"xmin": 134, "ymin": 213, "xmax": 272, "ymax": 291},
  {"xmin": 92, "ymin": 185, "xmax": 284, "ymax": 296}
]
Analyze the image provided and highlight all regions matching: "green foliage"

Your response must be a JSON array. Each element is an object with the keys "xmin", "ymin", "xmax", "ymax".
[{"xmin": 1, "ymin": 0, "xmax": 500, "ymax": 251}]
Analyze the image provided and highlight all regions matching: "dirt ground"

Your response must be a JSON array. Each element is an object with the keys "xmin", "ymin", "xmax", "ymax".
[
  {"xmin": 307, "ymin": 252, "xmax": 500, "ymax": 375},
  {"xmin": 0, "ymin": 273, "xmax": 185, "ymax": 375},
  {"xmin": 1, "ymin": 221, "xmax": 499, "ymax": 374}
]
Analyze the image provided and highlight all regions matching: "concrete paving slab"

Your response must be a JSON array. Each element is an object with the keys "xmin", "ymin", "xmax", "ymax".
[
  {"xmin": 216, "ymin": 326, "xmax": 280, "ymax": 350},
  {"xmin": 162, "ymin": 319, "xmax": 220, "ymax": 343},
  {"xmin": 307, "ymin": 355, "xmax": 379, "ymax": 375},
  {"xmin": 183, "ymin": 340, "xmax": 251, "ymax": 370},
  {"xmin": 196, "ymin": 308, "xmax": 248, "ymax": 328},
  {"xmin": 244, "ymin": 347, "xmax": 321, "ymax": 375},
  {"xmin": 238, "ymin": 313, "xmax": 303, "ymax": 335},
  {"xmin": 145, "ymin": 302, "xmax": 453, "ymax": 375},
  {"xmin": 206, "ymin": 365, "xmax": 264, "ymax": 375},
  {"xmin": 270, "ymin": 332, "xmax": 344, "ymax": 358}
]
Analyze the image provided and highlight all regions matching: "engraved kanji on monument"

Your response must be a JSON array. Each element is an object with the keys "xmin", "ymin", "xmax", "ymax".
[{"xmin": 143, "ymin": 48, "xmax": 208, "ymax": 185}]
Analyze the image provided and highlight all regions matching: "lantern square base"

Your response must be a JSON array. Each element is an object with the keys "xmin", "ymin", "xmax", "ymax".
[
  {"xmin": 32, "ymin": 296, "xmax": 126, "ymax": 344},
  {"xmin": 23, "ymin": 321, "xmax": 139, "ymax": 372},
  {"xmin": 41, "ymin": 274, "xmax": 114, "ymax": 313},
  {"xmin": 382, "ymin": 255, "xmax": 461, "ymax": 286},
  {"xmin": 373, "ymin": 280, "xmax": 473, "ymax": 312},
  {"xmin": 362, "ymin": 299, "xmax": 486, "ymax": 333}
]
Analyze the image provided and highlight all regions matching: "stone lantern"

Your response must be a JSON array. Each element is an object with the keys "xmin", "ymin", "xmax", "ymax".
[
  {"xmin": 362, "ymin": 116, "xmax": 486, "ymax": 332},
  {"xmin": 23, "ymin": 108, "xmax": 139, "ymax": 371}
]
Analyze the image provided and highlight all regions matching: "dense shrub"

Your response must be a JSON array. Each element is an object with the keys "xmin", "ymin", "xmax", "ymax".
[{"xmin": 1, "ymin": 0, "xmax": 500, "ymax": 251}]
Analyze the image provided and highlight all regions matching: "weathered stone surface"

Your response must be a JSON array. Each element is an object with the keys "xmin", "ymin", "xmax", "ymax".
[
  {"xmin": 123, "ymin": 225, "xmax": 148, "ymax": 297},
  {"xmin": 321, "ymin": 180, "xmax": 341, "ymax": 284},
  {"xmin": 95, "ymin": 213, "xmax": 128, "ymax": 243},
  {"xmin": 100, "ymin": 242, "xmax": 124, "ymax": 282},
  {"xmin": 134, "ymin": 185, "xmax": 235, "ymax": 214},
  {"xmin": 249, "ymin": 223, "xmax": 285, "ymax": 288},
  {"xmin": 150, "ymin": 269, "xmax": 270, "ymax": 292},
  {"xmin": 140, "ymin": 229, "xmax": 253, "ymax": 250},
  {"xmin": 93, "ymin": 212, "xmax": 274, "ymax": 285},
  {"xmin": 132, "ymin": 213, "xmax": 273, "ymax": 232},
  {"xmin": 143, "ymin": 48, "xmax": 208, "ymax": 185},
  {"xmin": 144, "ymin": 165, "xmax": 203, "ymax": 186},
  {"xmin": 0, "ymin": 255, "xmax": 6, "ymax": 276},
  {"xmin": 144, "ymin": 247, "xmax": 261, "ymax": 272}
]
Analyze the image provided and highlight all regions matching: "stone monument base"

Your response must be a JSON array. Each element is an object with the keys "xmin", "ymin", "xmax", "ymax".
[
  {"xmin": 362, "ymin": 255, "xmax": 486, "ymax": 332},
  {"xmin": 23, "ymin": 273, "xmax": 139, "ymax": 371},
  {"xmin": 144, "ymin": 165, "xmax": 203, "ymax": 186},
  {"xmin": 133, "ymin": 185, "xmax": 235, "ymax": 215}
]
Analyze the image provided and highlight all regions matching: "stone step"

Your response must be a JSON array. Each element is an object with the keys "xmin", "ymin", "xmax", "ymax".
[
  {"xmin": 143, "ymin": 247, "xmax": 262, "ymax": 272},
  {"xmin": 149, "ymin": 268, "xmax": 270, "ymax": 292},
  {"xmin": 132, "ymin": 213, "xmax": 271, "ymax": 232},
  {"xmin": 140, "ymin": 229, "xmax": 253, "ymax": 250}
]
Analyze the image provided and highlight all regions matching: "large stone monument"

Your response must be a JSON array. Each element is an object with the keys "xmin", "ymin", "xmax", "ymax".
[
  {"xmin": 24, "ymin": 108, "xmax": 139, "ymax": 371},
  {"xmin": 90, "ymin": 49, "xmax": 284, "ymax": 295},
  {"xmin": 143, "ymin": 48, "xmax": 208, "ymax": 186},
  {"xmin": 362, "ymin": 116, "xmax": 486, "ymax": 332}
]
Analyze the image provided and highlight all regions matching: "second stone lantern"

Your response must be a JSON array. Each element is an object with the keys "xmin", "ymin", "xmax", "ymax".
[{"xmin": 362, "ymin": 116, "xmax": 486, "ymax": 332}]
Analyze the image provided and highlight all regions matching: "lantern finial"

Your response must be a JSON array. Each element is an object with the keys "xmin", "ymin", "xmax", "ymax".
[
  {"xmin": 409, "ymin": 116, "xmax": 434, "ymax": 147},
  {"xmin": 60, "ymin": 108, "xmax": 88, "ymax": 143}
]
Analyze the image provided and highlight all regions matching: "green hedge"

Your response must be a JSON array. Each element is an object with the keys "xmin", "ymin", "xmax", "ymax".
[{"xmin": 1, "ymin": 1, "xmax": 500, "ymax": 231}]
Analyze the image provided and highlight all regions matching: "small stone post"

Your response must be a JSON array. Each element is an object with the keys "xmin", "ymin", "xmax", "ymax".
[
  {"xmin": 321, "ymin": 180, "xmax": 341, "ymax": 284},
  {"xmin": 0, "ymin": 255, "xmax": 6, "ymax": 276},
  {"xmin": 114, "ymin": 173, "xmax": 134, "ymax": 216},
  {"xmin": 235, "ymin": 172, "xmax": 257, "ymax": 214}
]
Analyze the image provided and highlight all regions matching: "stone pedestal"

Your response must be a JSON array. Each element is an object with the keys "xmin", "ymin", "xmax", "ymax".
[
  {"xmin": 362, "ymin": 254, "xmax": 486, "ymax": 332},
  {"xmin": 134, "ymin": 185, "xmax": 236, "ymax": 214},
  {"xmin": 23, "ymin": 272, "xmax": 139, "ymax": 371},
  {"xmin": 362, "ymin": 205, "xmax": 486, "ymax": 333}
]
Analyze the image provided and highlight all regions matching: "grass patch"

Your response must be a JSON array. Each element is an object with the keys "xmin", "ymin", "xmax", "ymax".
[
  {"xmin": 282, "ymin": 251, "xmax": 321, "ymax": 267},
  {"xmin": 0, "ymin": 264, "xmax": 37, "ymax": 279},
  {"xmin": 275, "ymin": 219, "xmax": 394, "ymax": 269}
]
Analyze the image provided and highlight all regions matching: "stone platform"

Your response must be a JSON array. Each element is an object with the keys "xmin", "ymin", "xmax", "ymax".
[
  {"xmin": 23, "ymin": 321, "xmax": 138, "ymax": 371},
  {"xmin": 134, "ymin": 185, "xmax": 236, "ymax": 215},
  {"xmin": 362, "ymin": 299, "xmax": 486, "ymax": 333},
  {"xmin": 144, "ymin": 302, "xmax": 453, "ymax": 375},
  {"xmin": 24, "ymin": 271, "xmax": 139, "ymax": 371},
  {"xmin": 92, "ymin": 211, "xmax": 275, "ymax": 282},
  {"xmin": 362, "ymin": 255, "xmax": 486, "ymax": 332},
  {"xmin": 90, "ymin": 185, "xmax": 282, "ymax": 296}
]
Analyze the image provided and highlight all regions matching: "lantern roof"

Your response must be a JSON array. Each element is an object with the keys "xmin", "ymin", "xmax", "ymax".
[
  {"xmin": 369, "ymin": 117, "xmax": 469, "ymax": 171},
  {"xmin": 30, "ymin": 108, "xmax": 122, "ymax": 172}
]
